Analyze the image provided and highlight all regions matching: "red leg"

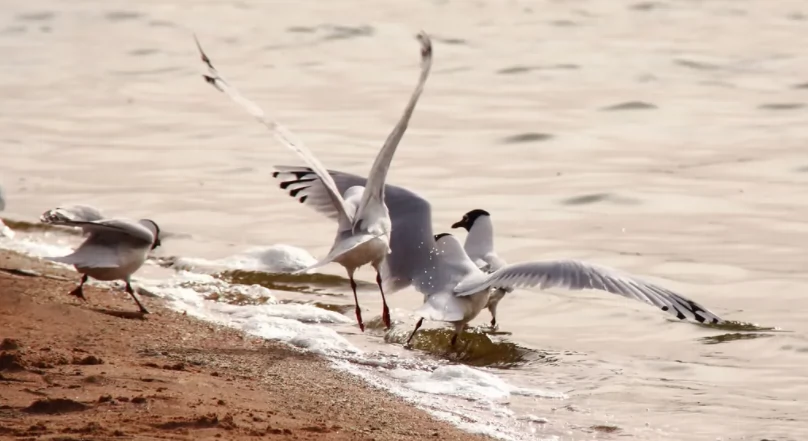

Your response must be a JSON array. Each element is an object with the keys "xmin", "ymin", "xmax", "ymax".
[
  {"xmin": 375, "ymin": 272, "xmax": 391, "ymax": 329},
  {"xmin": 349, "ymin": 275, "xmax": 364, "ymax": 332},
  {"xmin": 405, "ymin": 317, "xmax": 424, "ymax": 346}
]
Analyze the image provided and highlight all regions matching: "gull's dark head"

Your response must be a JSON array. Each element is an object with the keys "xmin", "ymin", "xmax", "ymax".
[
  {"xmin": 433, "ymin": 232, "xmax": 467, "ymax": 257},
  {"xmin": 451, "ymin": 209, "xmax": 490, "ymax": 231},
  {"xmin": 140, "ymin": 219, "xmax": 162, "ymax": 250},
  {"xmin": 433, "ymin": 232, "xmax": 452, "ymax": 242}
]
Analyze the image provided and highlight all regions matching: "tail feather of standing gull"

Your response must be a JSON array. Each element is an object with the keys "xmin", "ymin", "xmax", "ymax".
[
  {"xmin": 196, "ymin": 32, "xmax": 434, "ymax": 332},
  {"xmin": 269, "ymin": 169, "xmax": 727, "ymax": 345},
  {"xmin": 451, "ymin": 209, "xmax": 512, "ymax": 329},
  {"xmin": 42, "ymin": 213, "xmax": 162, "ymax": 314}
]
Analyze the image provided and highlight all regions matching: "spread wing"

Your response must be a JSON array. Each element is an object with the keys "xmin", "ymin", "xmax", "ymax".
[{"xmin": 453, "ymin": 259, "xmax": 723, "ymax": 324}]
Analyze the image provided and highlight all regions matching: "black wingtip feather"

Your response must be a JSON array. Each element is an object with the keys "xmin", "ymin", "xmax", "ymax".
[
  {"xmin": 289, "ymin": 187, "xmax": 308, "ymax": 197},
  {"xmin": 280, "ymin": 178, "xmax": 315, "ymax": 190}
]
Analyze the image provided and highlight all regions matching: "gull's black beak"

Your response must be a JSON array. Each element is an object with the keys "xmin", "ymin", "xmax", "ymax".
[
  {"xmin": 451, "ymin": 220, "xmax": 464, "ymax": 229},
  {"xmin": 152, "ymin": 238, "xmax": 162, "ymax": 250}
]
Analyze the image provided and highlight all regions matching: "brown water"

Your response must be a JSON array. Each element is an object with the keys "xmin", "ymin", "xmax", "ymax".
[{"xmin": 2, "ymin": 0, "xmax": 808, "ymax": 439}]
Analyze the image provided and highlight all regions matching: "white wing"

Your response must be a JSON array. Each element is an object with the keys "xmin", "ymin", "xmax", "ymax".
[
  {"xmin": 194, "ymin": 36, "xmax": 352, "ymax": 225},
  {"xmin": 352, "ymin": 31, "xmax": 432, "ymax": 231},
  {"xmin": 453, "ymin": 260, "xmax": 723, "ymax": 324},
  {"xmin": 48, "ymin": 242, "xmax": 123, "ymax": 269},
  {"xmin": 271, "ymin": 166, "xmax": 435, "ymax": 293}
]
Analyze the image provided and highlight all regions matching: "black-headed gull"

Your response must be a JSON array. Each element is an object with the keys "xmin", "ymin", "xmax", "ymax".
[
  {"xmin": 44, "ymin": 215, "xmax": 161, "ymax": 314},
  {"xmin": 451, "ymin": 209, "xmax": 512, "ymax": 329}
]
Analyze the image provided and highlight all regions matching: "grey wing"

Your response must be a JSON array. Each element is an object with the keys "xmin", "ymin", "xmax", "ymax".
[
  {"xmin": 453, "ymin": 260, "xmax": 723, "ymax": 325},
  {"xmin": 40, "ymin": 205, "xmax": 105, "ymax": 224},
  {"xmin": 53, "ymin": 219, "xmax": 155, "ymax": 245},
  {"xmin": 271, "ymin": 166, "xmax": 435, "ymax": 293}
]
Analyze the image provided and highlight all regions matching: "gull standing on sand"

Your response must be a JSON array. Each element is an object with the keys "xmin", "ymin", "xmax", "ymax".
[
  {"xmin": 195, "ymin": 32, "xmax": 433, "ymax": 331},
  {"xmin": 450, "ymin": 209, "xmax": 512, "ymax": 329},
  {"xmin": 269, "ymin": 170, "xmax": 726, "ymax": 345},
  {"xmin": 43, "ymin": 212, "xmax": 161, "ymax": 314}
]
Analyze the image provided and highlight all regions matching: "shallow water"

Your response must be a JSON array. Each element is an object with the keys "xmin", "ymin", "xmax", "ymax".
[{"xmin": 3, "ymin": 0, "xmax": 808, "ymax": 439}]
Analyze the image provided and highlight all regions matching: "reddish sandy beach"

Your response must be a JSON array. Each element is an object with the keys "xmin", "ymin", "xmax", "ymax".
[{"xmin": 0, "ymin": 250, "xmax": 493, "ymax": 441}]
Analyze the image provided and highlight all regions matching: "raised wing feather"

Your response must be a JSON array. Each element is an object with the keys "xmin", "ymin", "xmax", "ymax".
[
  {"xmin": 271, "ymin": 166, "xmax": 434, "ymax": 293},
  {"xmin": 454, "ymin": 260, "xmax": 723, "ymax": 324},
  {"xmin": 194, "ymin": 36, "xmax": 352, "ymax": 225},
  {"xmin": 353, "ymin": 32, "xmax": 432, "ymax": 231}
]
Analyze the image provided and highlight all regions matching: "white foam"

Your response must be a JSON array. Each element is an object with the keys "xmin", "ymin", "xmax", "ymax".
[
  {"xmin": 519, "ymin": 414, "xmax": 549, "ymax": 424},
  {"xmin": 0, "ymin": 234, "xmax": 73, "ymax": 259},
  {"xmin": 137, "ymin": 273, "xmax": 358, "ymax": 356},
  {"xmin": 149, "ymin": 270, "xmax": 277, "ymax": 303},
  {"xmin": 390, "ymin": 365, "xmax": 566, "ymax": 402},
  {"xmin": 172, "ymin": 244, "xmax": 317, "ymax": 274},
  {"xmin": 0, "ymin": 219, "xmax": 14, "ymax": 239},
  {"xmin": 333, "ymin": 361, "xmax": 561, "ymax": 441}
]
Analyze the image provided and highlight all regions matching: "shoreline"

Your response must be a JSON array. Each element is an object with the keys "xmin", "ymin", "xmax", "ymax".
[{"xmin": 0, "ymin": 249, "xmax": 494, "ymax": 441}]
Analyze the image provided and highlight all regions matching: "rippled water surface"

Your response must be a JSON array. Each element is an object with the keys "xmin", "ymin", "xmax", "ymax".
[{"xmin": 3, "ymin": 0, "xmax": 808, "ymax": 439}]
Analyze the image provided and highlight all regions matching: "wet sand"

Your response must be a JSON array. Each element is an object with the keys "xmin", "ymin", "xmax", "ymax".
[{"xmin": 0, "ymin": 249, "xmax": 492, "ymax": 441}]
